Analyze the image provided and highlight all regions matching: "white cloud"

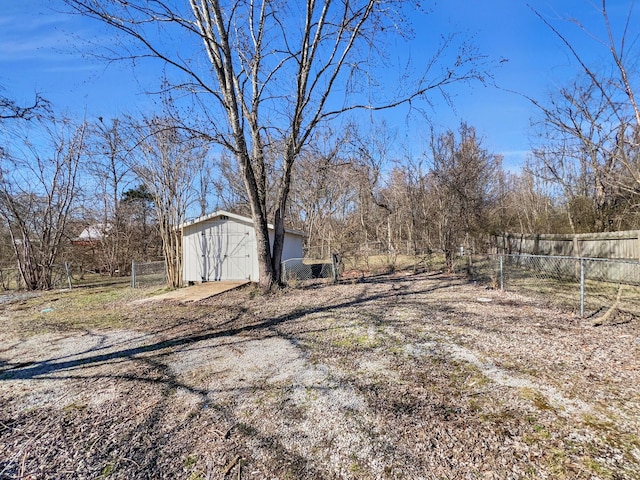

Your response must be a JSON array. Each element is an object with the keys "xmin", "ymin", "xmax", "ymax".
[{"xmin": 0, "ymin": 5, "xmax": 79, "ymax": 62}]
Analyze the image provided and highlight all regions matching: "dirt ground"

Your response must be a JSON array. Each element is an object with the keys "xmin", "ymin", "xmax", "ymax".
[{"xmin": 0, "ymin": 272, "xmax": 639, "ymax": 479}]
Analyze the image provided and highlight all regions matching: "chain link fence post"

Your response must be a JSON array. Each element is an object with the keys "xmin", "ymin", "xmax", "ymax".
[
  {"xmin": 479, "ymin": 253, "xmax": 640, "ymax": 318},
  {"xmin": 331, "ymin": 253, "xmax": 339, "ymax": 283},
  {"xmin": 580, "ymin": 257, "xmax": 585, "ymax": 318},
  {"xmin": 64, "ymin": 262, "xmax": 73, "ymax": 289}
]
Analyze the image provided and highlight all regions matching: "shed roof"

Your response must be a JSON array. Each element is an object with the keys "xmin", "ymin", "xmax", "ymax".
[{"xmin": 179, "ymin": 210, "xmax": 306, "ymax": 237}]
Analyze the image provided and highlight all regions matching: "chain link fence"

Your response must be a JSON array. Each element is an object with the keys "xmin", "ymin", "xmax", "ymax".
[
  {"xmin": 130, "ymin": 260, "xmax": 167, "ymax": 288},
  {"xmin": 304, "ymin": 240, "xmax": 430, "ymax": 261},
  {"xmin": 281, "ymin": 258, "xmax": 339, "ymax": 284},
  {"xmin": 0, "ymin": 261, "xmax": 162, "ymax": 292},
  {"xmin": 283, "ymin": 249, "xmax": 471, "ymax": 285},
  {"xmin": 0, "ymin": 268, "xmax": 25, "ymax": 290},
  {"xmin": 305, "ymin": 242, "xmax": 449, "ymax": 279},
  {"xmin": 475, "ymin": 254, "xmax": 640, "ymax": 319},
  {"xmin": 0, "ymin": 264, "xmax": 75, "ymax": 290}
]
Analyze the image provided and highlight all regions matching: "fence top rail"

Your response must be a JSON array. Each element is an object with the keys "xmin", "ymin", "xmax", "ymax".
[
  {"xmin": 498, "ymin": 253, "xmax": 640, "ymax": 265},
  {"xmin": 282, "ymin": 258, "xmax": 303, "ymax": 264},
  {"xmin": 501, "ymin": 230, "xmax": 640, "ymax": 241}
]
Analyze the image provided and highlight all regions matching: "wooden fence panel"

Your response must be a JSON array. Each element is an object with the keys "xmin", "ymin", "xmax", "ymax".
[{"xmin": 496, "ymin": 230, "xmax": 640, "ymax": 261}]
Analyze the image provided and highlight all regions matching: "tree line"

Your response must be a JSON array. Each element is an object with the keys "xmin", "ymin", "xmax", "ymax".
[
  {"xmin": 1, "ymin": 0, "xmax": 638, "ymax": 290},
  {"xmin": 0, "ymin": 104, "xmax": 199, "ymax": 289}
]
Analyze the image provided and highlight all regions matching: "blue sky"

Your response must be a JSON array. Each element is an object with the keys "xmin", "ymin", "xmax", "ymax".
[{"xmin": 1, "ymin": 0, "xmax": 637, "ymax": 171}]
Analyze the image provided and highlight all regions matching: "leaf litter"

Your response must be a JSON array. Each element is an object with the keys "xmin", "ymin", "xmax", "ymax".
[{"xmin": 0, "ymin": 272, "xmax": 639, "ymax": 479}]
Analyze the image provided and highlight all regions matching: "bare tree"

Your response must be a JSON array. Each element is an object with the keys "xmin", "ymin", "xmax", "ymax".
[
  {"xmin": 0, "ymin": 88, "xmax": 49, "ymax": 121},
  {"xmin": 1, "ymin": 85, "xmax": 51, "ymax": 165},
  {"xmin": 399, "ymin": 153, "xmax": 436, "ymax": 253},
  {"xmin": 349, "ymin": 122, "xmax": 399, "ymax": 256},
  {"xmin": 63, "ymin": 0, "xmax": 487, "ymax": 289},
  {"xmin": 528, "ymin": 1, "xmax": 640, "ymax": 231},
  {"xmin": 532, "ymin": 1, "xmax": 640, "ymax": 127},
  {"xmin": 84, "ymin": 118, "xmax": 137, "ymax": 274},
  {"xmin": 0, "ymin": 118, "xmax": 86, "ymax": 290},
  {"xmin": 496, "ymin": 169, "xmax": 556, "ymax": 236},
  {"xmin": 530, "ymin": 78, "xmax": 625, "ymax": 232},
  {"xmin": 379, "ymin": 165, "xmax": 423, "ymax": 254},
  {"xmin": 428, "ymin": 123, "xmax": 501, "ymax": 271},
  {"xmin": 129, "ymin": 115, "xmax": 208, "ymax": 288},
  {"xmin": 288, "ymin": 130, "xmax": 355, "ymax": 258},
  {"xmin": 196, "ymin": 167, "xmax": 213, "ymax": 218}
]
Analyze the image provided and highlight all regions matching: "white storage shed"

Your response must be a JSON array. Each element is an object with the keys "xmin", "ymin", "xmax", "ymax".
[{"xmin": 180, "ymin": 210, "xmax": 305, "ymax": 283}]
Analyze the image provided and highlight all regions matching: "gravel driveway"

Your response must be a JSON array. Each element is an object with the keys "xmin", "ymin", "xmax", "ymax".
[{"xmin": 0, "ymin": 272, "xmax": 638, "ymax": 479}]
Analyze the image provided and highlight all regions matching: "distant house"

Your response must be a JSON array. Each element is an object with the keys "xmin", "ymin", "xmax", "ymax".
[
  {"xmin": 72, "ymin": 223, "xmax": 110, "ymax": 246},
  {"xmin": 180, "ymin": 210, "xmax": 305, "ymax": 283}
]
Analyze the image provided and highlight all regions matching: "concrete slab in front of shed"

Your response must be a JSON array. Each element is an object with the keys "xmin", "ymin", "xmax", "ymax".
[{"xmin": 145, "ymin": 281, "xmax": 249, "ymax": 303}]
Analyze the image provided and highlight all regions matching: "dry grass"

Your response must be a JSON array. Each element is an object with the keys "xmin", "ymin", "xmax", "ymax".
[
  {"xmin": 0, "ymin": 272, "xmax": 639, "ymax": 479},
  {"xmin": 0, "ymin": 284, "xmax": 168, "ymax": 336},
  {"xmin": 341, "ymin": 253, "xmax": 447, "ymax": 278}
]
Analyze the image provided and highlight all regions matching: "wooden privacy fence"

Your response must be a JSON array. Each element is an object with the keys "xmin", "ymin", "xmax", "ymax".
[{"xmin": 495, "ymin": 230, "xmax": 640, "ymax": 261}]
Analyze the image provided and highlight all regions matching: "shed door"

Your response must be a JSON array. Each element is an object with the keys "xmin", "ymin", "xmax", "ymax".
[{"xmin": 204, "ymin": 230, "xmax": 251, "ymax": 281}]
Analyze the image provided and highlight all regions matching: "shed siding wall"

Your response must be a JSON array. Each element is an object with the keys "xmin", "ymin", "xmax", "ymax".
[
  {"xmin": 183, "ymin": 223, "xmax": 204, "ymax": 283},
  {"xmin": 183, "ymin": 218, "xmax": 257, "ymax": 283},
  {"xmin": 182, "ymin": 215, "xmax": 305, "ymax": 284},
  {"xmin": 269, "ymin": 231, "xmax": 305, "ymax": 261}
]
